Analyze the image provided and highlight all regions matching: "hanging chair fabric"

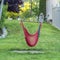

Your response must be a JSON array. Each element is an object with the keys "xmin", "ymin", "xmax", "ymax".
[{"xmin": 20, "ymin": 21, "xmax": 40, "ymax": 47}]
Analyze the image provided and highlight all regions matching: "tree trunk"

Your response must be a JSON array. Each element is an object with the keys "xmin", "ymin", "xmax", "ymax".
[{"xmin": 39, "ymin": 0, "xmax": 46, "ymax": 16}]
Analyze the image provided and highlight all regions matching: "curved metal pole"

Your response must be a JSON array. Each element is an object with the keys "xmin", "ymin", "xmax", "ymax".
[{"xmin": 0, "ymin": 0, "xmax": 4, "ymax": 20}]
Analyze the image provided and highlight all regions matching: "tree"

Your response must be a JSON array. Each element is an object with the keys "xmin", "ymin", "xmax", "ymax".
[{"xmin": 39, "ymin": 0, "xmax": 46, "ymax": 16}]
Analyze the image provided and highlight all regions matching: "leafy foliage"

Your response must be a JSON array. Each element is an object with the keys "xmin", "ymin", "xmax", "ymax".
[
  {"xmin": 39, "ymin": 0, "xmax": 46, "ymax": 16},
  {"xmin": 7, "ymin": 1, "xmax": 39, "ymax": 19},
  {"xmin": 0, "ymin": 5, "xmax": 7, "ymax": 28}
]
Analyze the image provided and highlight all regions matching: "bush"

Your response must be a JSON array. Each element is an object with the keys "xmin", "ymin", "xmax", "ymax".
[
  {"xmin": 6, "ymin": 12, "xmax": 19, "ymax": 19},
  {"xmin": 31, "ymin": 2, "xmax": 39, "ymax": 16},
  {"xmin": 5, "ymin": 1, "xmax": 39, "ymax": 20},
  {"xmin": 0, "ymin": 5, "xmax": 7, "ymax": 28},
  {"xmin": 20, "ymin": 1, "xmax": 39, "ymax": 19}
]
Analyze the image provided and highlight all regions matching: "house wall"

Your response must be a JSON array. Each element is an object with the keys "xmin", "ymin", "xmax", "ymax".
[
  {"xmin": 46, "ymin": 0, "xmax": 60, "ymax": 29},
  {"xmin": 52, "ymin": 7, "xmax": 60, "ymax": 29},
  {"xmin": 46, "ymin": 0, "xmax": 59, "ymax": 21},
  {"xmin": 46, "ymin": 0, "xmax": 52, "ymax": 20}
]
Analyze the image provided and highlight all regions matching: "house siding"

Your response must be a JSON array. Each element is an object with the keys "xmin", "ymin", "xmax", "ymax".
[
  {"xmin": 46, "ymin": 0, "xmax": 58, "ymax": 20},
  {"xmin": 52, "ymin": 7, "xmax": 60, "ymax": 29},
  {"xmin": 46, "ymin": 0, "xmax": 60, "ymax": 29}
]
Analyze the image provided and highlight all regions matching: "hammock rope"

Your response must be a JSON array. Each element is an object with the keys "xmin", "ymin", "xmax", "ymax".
[{"xmin": 20, "ymin": 21, "xmax": 41, "ymax": 47}]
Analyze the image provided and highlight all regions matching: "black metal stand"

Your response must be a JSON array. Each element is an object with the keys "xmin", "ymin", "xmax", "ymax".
[{"xmin": 10, "ymin": 49, "xmax": 45, "ymax": 54}]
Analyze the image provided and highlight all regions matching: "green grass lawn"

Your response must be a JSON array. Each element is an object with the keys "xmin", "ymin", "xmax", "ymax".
[{"xmin": 0, "ymin": 20, "xmax": 60, "ymax": 60}]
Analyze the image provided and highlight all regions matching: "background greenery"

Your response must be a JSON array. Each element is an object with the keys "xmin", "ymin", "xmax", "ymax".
[
  {"xmin": 0, "ymin": 0, "xmax": 46, "ymax": 28},
  {"xmin": 39, "ymin": 0, "xmax": 46, "ymax": 16},
  {"xmin": 0, "ymin": 5, "xmax": 7, "ymax": 28}
]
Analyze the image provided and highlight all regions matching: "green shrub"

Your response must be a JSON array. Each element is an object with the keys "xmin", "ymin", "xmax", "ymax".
[
  {"xmin": 20, "ymin": 1, "xmax": 39, "ymax": 19},
  {"xmin": 0, "ymin": 5, "xmax": 7, "ymax": 28},
  {"xmin": 39, "ymin": 0, "xmax": 46, "ymax": 16}
]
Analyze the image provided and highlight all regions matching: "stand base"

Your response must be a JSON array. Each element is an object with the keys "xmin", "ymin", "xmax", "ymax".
[{"xmin": 10, "ymin": 49, "xmax": 45, "ymax": 54}]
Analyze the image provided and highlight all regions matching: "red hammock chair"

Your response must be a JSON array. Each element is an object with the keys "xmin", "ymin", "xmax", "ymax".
[{"xmin": 20, "ymin": 21, "xmax": 41, "ymax": 47}]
